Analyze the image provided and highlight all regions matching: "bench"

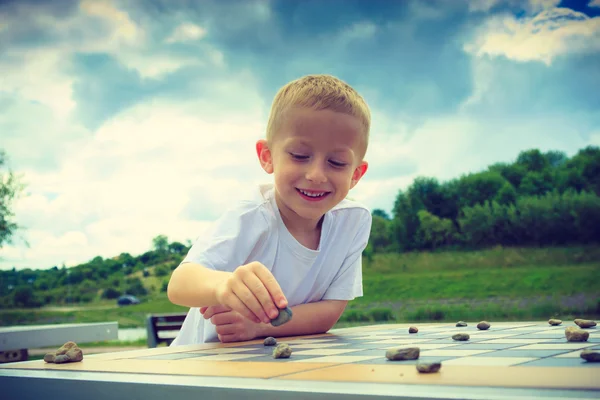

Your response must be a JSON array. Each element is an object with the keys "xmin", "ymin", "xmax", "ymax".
[{"xmin": 145, "ymin": 313, "xmax": 187, "ymax": 348}]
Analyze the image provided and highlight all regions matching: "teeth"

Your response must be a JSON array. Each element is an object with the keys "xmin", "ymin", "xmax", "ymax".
[{"xmin": 300, "ymin": 189, "xmax": 326, "ymax": 197}]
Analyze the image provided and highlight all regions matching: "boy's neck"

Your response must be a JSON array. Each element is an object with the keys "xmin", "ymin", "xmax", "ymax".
[{"xmin": 275, "ymin": 196, "xmax": 323, "ymax": 250}]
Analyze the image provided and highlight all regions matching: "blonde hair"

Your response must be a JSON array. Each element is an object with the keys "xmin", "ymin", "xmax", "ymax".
[{"xmin": 266, "ymin": 74, "xmax": 371, "ymax": 154}]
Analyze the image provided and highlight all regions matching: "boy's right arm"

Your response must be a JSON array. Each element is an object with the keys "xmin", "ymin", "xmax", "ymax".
[{"xmin": 167, "ymin": 261, "xmax": 287, "ymax": 325}]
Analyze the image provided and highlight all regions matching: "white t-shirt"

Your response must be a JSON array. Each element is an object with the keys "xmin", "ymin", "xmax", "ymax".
[{"xmin": 170, "ymin": 183, "xmax": 372, "ymax": 345}]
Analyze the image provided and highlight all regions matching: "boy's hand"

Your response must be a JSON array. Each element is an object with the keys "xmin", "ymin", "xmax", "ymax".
[
  {"xmin": 214, "ymin": 261, "xmax": 287, "ymax": 324},
  {"xmin": 200, "ymin": 305, "xmax": 260, "ymax": 343}
]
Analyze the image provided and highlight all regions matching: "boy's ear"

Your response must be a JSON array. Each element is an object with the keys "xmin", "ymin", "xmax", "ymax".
[
  {"xmin": 256, "ymin": 139, "xmax": 274, "ymax": 174},
  {"xmin": 350, "ymin": 160, "xmax": 368, "ymax": 189}
]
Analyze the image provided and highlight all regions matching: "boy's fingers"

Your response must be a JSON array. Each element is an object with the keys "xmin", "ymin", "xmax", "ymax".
[
  {"xmin": 232, "ymin": 281, "xmax": 270, "ymax": 324},
  {"xmin": 243, "ymin": 273, "xmax": 279, "ymax": 320},
  {"xmin": 211, "ymin": 311, "xmax": 236, "ymax": 326},
  {"xmin": 253, "ymin": 264, "xmax": 288, "ymax": 309},
  {"xmin": 201, "ymin": 304, "xmax": 231, "ymax": 320},
  {"xmin": 227, "ymin": 292, "xmax": 261, "ymax": 324}
]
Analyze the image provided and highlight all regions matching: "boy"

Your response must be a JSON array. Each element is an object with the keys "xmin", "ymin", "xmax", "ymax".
[{"xmin": 167, "ymin": 74, "xmax": 372, "ymax": 345}]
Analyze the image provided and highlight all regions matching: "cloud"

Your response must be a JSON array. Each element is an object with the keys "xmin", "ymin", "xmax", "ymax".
[
  {"xmin": 1, "ymin": 0, "xmax": 599, "ymax": 271},
  {"xmin": 589, "ymin": 0, "xmax": 600, "ymax": 8},
  {"xmin": 464, "ymin": 7, "xmax": 600, "ymax": 65},
  {"xmin": 166, "ymin": 23, "xmax": 207, "ymax": 43}
]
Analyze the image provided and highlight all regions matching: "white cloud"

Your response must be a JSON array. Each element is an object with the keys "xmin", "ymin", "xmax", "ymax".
[
  {"xmin": 1, "ymin": 73, "xmax": 271, "ymax": 270},
  {"xmin": 468, "ymin": 0, "xmax": 560, "ymax": 13},
  {"xmin": 464, "ymin": 7, "xmax": 600, "ymax": 65},
  {"xmin": 590, "ymin": 0, "xmax": 600, "ymax": 8},
  {"xmin": 166, "ymin": 23, "xmax": 207, "ymax": 43}
]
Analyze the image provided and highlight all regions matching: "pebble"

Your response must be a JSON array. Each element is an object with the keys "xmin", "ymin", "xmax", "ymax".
[
  {"xmin": 580, "ymin": 350, "xmax": 600, "ymax": 362},
  {"xmin": 548, "ymin": 319, "xmax": 562, "ymax": 326},
  {"xmin": 565, "ymin": 326, "xmax": 589, "ymax": 342},
  {"xmin": 574, "ymin": 319, "xmax": 597, "ymax": 329},
  {"xmin": 271, "ymin": 307, "xmax": 293, "ymax": 327},
  {"xmin": 456, "ymin": 321, "xmax": 467, "ymax": 327},
  {"xmin": 44, "ymin": 341, "xmax": 83, "ymax": 364},
  {"xmin": 409, "ymin": 326, "xmax": 418, "ymax": 333},
  {"xmin": 477, "ymin": 321, "xmax": 490, "ymax": 330},
  {"xmin": 272, "ymin": 343, "xmax": 292, "ymax": 359},
  {"xmin": 452, "ymin": 333, "xmax": 470, "ymax": 341},
  {"xmin": 264, "ymin": 337, "xmax": 277, "ymax": 346},
  {"xmin": 386, "ymin": 347, "xmax": 420, "ymax": 361},
  {"xmin": 416, "ymin": 362, "xmax": 441, "ymax": 373}
]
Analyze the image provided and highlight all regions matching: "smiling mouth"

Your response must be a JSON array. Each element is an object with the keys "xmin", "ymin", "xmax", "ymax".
[{"xmin": 296, "ymin": 188, "xmax": 331, "ymax": 201}]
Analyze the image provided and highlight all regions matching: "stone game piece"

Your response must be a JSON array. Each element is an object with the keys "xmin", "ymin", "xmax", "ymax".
[
  {"xmin": 264, "ymin": 336, "xmax": 277, "ymax": 346},
  {"xmin": 477, "ymin": 321, "xmax": 490, "ymax": 330},
  {"xmin": 548, "ymin": 319, "xmax": 562, "ymax": 326},
  {"xmin": 580, "ymin": 350, "xmax": 600, "ymax": 362},
  {"xmin": 409, "ymin": 326, "xmax": 418, "ymax": 333},
  {"xmin": 44, "ymin": 341, "xmax": 83, "ymax": 364},
  {"xmin": 565, "ymin": 326, "xmax": 589, "ymax": 342},
  {"xmin": 456, "ymin": 321, "xmax": 467, "ymax": 327},
  {"xmin": 416, "ymin": 361, "xmax": 441, "ymax": 373},
  {"xmin": 385, "ymin": 347, "xmax": 419, "ymax": 361},
  {"xmin": 452, "ymin": 333, "xmax": 470, "ymax": 341},
  {"xmin": 574, "ymin": 319, "xmax": 596, "ymax": 328},
  {"xmin": 271, "ymin": 307, "xmax": 293, "ymax": 327},
  {"xmin": 273, "ymin": 343, "xmax": 292, "ymax": 359}
]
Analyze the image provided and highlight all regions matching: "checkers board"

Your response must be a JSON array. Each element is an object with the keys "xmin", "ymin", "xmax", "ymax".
[{"xmin": 1, "ymin": 321, "xmax": 599, "ymax": 400}]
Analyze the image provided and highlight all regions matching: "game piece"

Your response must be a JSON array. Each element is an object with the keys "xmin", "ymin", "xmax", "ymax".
[
  {"xmin": 409, "ymin": 326, "xmax": 418, "ymax": 333},
  {"xmin": 477, "ymin": 321, "xmax": 490, "ymax": 330},
  {"xmin": 385, "ymin": 347, "xmax": 419, "ymax": 361},
  {"xmin": 271, "ymin": 307, "xmax": 293, "ymax": 327},
  {"xmin": 574, "ymin": 319, "xmax": 596, "ymax": 328},
  {"xmin": 264, "ymin": 337, "xmax": 277, "ymax": 346},
  {"xmin": 416, "ymin": 362, "xmax": 441, "ymax": 373},
  {"xmin": 44, "ymin": 341, "xmax": 83, "ymax": 364},
  {"xmin": 273, "ymin": 343, "xmax": 292, "ymax": 359},
  {"xmin": 452, "ymin": 333, "xmax": 469, "ymax": 341},
  {"xmin": 580, "ymin": 350, "xmax": 600, "ymax": 362},
  {"xmin": 548, "ymin": 319, "xmax": 562, "ymax": 326},
  {"xmin": 456, "ymin": 321, "xmax": 467, "ymax": 327},
  {"xmin": 565, "ymin": 326, "xmax": 589, "ymax": 342}
]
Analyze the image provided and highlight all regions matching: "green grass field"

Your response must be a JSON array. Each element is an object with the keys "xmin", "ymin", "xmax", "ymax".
[{"xmin": 1, "ymin": 246, "xmax": 599, "ymax": 329}]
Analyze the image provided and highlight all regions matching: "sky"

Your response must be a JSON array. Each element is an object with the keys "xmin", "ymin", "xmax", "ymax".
[{"xmin": 1, "ymin": 0, "xmax": 599, "ymax": 271}]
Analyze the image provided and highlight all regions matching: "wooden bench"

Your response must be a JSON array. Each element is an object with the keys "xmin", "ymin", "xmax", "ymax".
[{"xmin": 145, "ymin": 313, "xmax": 187, "ymax": 348}]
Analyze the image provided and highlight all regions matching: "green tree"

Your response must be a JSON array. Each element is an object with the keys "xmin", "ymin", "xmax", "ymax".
[
  {"xmin": 152, "ymin": 235, "xmax": 169, "ymax": 252},
  {"xmin": 0, "ymin": 150, "xmax": 26, "ymax": 248},
  {"xmin": 416, "ymin": 210, "xmax": 457, "ymax": 249},
  {"xmin": 369, "ymin": 215, "xmax": 393, "ymax": 252}
]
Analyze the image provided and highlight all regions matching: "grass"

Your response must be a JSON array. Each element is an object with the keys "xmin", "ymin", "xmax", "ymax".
[{"xmin": 2, "ymin": 245, "xmax": 599, "ymax": 329}]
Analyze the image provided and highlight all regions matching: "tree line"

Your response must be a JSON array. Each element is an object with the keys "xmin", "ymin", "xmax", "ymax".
[
  {"xmin": 0, "ymin": 146, "xmax": 598, "ymax": 308},
  {"xmin": 366, "ymin": 146, "xmax": 600, "ymax": 254}
]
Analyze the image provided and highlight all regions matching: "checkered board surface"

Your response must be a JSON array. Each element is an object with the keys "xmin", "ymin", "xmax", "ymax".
[{"xmin": 136, "ymin": 321, "xmax": 599, "ymax": 367}]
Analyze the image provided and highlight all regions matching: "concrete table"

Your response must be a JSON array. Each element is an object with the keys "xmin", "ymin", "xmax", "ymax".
[{"xmin": 0, "ymin": 321, "xmax": 598, "ymax": 399}]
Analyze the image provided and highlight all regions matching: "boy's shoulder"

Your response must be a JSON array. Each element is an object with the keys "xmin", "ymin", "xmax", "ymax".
[{"xmin": 329, "ymin": 196, "xmax": 371, "ymax": 219}]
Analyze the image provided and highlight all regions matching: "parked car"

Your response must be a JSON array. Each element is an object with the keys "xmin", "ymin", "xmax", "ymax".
[{"xmin": 117, "ymin": 294, "xmax": 140, "ymax": 306}]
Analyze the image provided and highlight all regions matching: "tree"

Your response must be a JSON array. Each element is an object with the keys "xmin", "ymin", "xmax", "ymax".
[
  {"xmin": 152, "ymin": 235, "xmax": 169, "ymax": 252},
  {"xmin": 0, "ymin": 150, "xmax": 26, "ymax": 248}
]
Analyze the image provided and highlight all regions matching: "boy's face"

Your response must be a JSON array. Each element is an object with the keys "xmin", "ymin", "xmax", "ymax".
[{"xmin": 257, "ymin": 107, "xmax": 368, "ymax": 226}]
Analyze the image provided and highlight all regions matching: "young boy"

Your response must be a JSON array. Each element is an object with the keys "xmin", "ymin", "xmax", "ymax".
[{"xmin": 167, "ymin": 74, "xmax": 372, "ymax": 345}]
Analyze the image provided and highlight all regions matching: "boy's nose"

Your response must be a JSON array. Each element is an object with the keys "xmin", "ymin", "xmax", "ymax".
[{"xmin": 305, "ymin": 163, "xmax": 327, "ymax": 183}]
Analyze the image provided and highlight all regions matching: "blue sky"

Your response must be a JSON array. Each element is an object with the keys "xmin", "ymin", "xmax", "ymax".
[{"xmin": 1, "ymin": 0, "xmax": 599, "ymax": 270}]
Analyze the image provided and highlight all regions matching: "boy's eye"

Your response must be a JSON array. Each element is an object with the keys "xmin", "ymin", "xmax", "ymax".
[
  {"xmin": 329, "ymin": 160, "xmax": 347, "ymax": 168},
  {"xmin": 289, "ymin": 152, "xmax": 308, "ymax": 160}
]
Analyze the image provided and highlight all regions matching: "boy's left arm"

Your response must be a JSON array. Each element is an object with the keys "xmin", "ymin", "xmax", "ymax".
[
  {"xmin": 203, "ymin": 300, "xmax": 348, "ymax": 342},
  {"xmin": 257, "ymin": 299, "xmax": 348, "ymax": 338}
]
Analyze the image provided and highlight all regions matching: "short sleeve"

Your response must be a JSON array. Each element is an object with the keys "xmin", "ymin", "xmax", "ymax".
[
  {"xmin": 181, "ymin": 203, "xmax": 270, "ymax": 273},
  {"xmin": 322, "ymin": 209, "xmax": 372, "ymax": 301}
]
